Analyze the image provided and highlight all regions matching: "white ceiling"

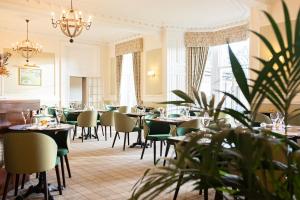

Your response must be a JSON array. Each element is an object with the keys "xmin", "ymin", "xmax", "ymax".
[{"xmin": 0, "ymin": 0, "xmax": 273, "ymax": 43}]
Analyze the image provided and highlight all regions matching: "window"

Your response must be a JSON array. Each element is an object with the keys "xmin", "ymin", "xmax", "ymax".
[
  {"xmin": 200, "ymin": 40, "xmax": 249, "ymax": 110},
  {"xmin": 88, "ymin": 77, "xmax": 102, "ymax": 108},
  {"xmin": 120, "ymin": 53, "xmax": 137, "ymax": 108}
]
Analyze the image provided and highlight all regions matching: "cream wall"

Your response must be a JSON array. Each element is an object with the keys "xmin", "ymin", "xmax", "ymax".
[
  {"xmin": 249, "ymin": 0, "xmax": 300, "ymax": 111},
  {"xmin": 0, "ymin": 29, "xmax": 107, "ymax": 106},
  {"xmin": 104, "ymin": 32, "xmax": 165, "ymax": 105}
]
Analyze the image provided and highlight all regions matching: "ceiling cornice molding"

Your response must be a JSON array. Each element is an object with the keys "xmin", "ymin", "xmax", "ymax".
[{"xmin": 0, "ymin": 0, "xmax": 251, "ymax": 32}]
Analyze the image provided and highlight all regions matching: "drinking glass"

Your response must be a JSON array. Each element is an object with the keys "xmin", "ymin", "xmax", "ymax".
[
  {"xmin": 21, "ymin": 112, "xmax": 27, "ymax": 124},
  {"xmin": 56, "ymin": 110, "xmax": 63, "ymax": 126},
  {"xmin": 270, "ymin": 112, "xmax": 278, "ymax": 128},
  {"xmin": 202, "ymin": 112, "xmax": 210, "ymax": 127},
  {"xmin": 185, "ymin": 107, "xmax": 190, "ymax": 117}
]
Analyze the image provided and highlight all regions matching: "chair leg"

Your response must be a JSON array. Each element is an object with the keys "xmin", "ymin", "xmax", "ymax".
[
  {"xmin": 2, "ymin": 173, "xmax": 11, "ymax": 200},
  {"xmin": 101, "ymin": 125, "xmax": 104, "ymax": 136},
  {"xmin": 81, "ymin": 127, "xmax": 84, "ymax": 142},
  {"xmin": 160, "ymin": 141, "xmax": 163, "ymax": 157},
  {"xmin": 94, "ymin": 127, "xmax": 99, "ymax": 141},
  {"xmin": 21, "ymin": 174, "xmax": 26, "ymax": 189},
  {"xmin": 64, "ymin": 155, "xmax": 72, "ymax": 178},
  {"xmin": 60, "ymin": 156, "xmax": 66, "ymax": 188},
  {"xmin": 110, "ymin": 126, "xmax": 112, "ymax": 138},
  {"xmin": 15, "ymin": 174, "xmax": 19, "ymax": 196},
  {"xmin": 173, "ymin": 171, "xmax": 184, "ymax": 200},
  {"xmin": 72, "ymin": 125, "xmax": 77, "ymax": 140},
  {"xmin": 141, "ymin": 139, "xmax": 148, "ymax": 160},
  {"xmin": 204, "ymin": 188, "xmax": 208, "ymax": 200},
  {"xmin": 105, "ymin": 126, "xmax": 107, "ymax": 141},
  {"xmin": 55, "ymin": 165, "xmax": 62, "ymax": 195},
  {"xmin": 127, "ymin": 132, "xmax": 130, "ymax": 145},
  {"xmin": 112, "ymin": 132, "xmax": 118, "ymax": 148},
  {"xmin": 117, "ymin": 131, "xmax": 120, "ymax": 139},
  {"xmin": 123, "ymin": 133, "xmax": 127, "ymax": 151},
  {"xmin": 163, "ymin": 142, "xmax": 171, "ymax": 166},
  {"xmin": 153, "ymin": 141, "xmax": 157, "ymax": 165},
  {"xmin": 42, "ymin": 172, "xmax": 48, "ymax": 200}
]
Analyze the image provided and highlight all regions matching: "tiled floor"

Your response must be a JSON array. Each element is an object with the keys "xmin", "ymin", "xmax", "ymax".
[{"xmin": 4, "ymin": 129, "xmax": 215, "ymax": 200}]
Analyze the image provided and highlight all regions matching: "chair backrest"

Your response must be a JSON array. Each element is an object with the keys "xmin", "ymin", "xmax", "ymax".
[
  {"xmin": 118, "ymin": 106, "xmax": 128, "ymax": 113},
  {"xmin": 114, "ymin": 112, "xmax": 136, "ymax": 132},
  {"xmin": 143, "ymin": 120, "xmax": 171, "ymax": 138},
  {"xmin": 288, "ymin": 115, "xmax": 300, "ymax": 126},
  {"xmin": 177, "ymin": 119, "xmax": 202, "ymax": 136},
  {"xmin": 168, "ymin": 113, "xmax": 181, "ymax": 118},
  {"xmin": 100, "ymin": 111, "xmax": 115, "ymax": 126},
  {"xmin": 254, "ymin": 113, "xmax": 272, "ymax": 124},
  {"xmin": 48, "ymin": 107, "xmax": 57, "ymax": 117},
  {"xmin": 4, "ymin": 132, "xmax": 57, "ymax": 174},
  {"xmin": 77, "ymin": 111, "xmax": 97, "ymax": 127}
]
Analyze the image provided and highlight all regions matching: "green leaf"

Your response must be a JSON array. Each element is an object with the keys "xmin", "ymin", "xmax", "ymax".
[
  {"xmin": 201, "ymin": 92, "xmax": 208, "ymax": 109},
  {"xmin": 228, "ymin": 44, "xmax": 250, "ymax": 103},
  {"xmin": 192, "ymin": 87, "xmax": 203, "ymax": 108},
  {"xmin": 295, "ymin": 4, "xmax": 300, "ymax": 56},
  {"xmin": 172, "ymin": 90, "xmax": 195, "ymax": 104}
]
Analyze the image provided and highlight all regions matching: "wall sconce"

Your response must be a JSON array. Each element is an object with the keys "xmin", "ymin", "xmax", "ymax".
[{"xmin": 147, "ymin": 70, "xmax": 155, "ymax": 77}]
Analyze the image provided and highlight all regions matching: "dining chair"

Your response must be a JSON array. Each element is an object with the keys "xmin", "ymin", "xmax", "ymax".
[
  {"xmin": 168, "ymin": 113, "xmax": 181, "ymax": 118},
  {"xmin": 112, "ymin": 112, "xmax": 141, "ymax": 151},
  {"xmin": 77, "ymin": 111, "xmax": 99, "ymax": 142},
  {"xmin": 117, "ymin": 106, "xmax": 128, "ymax": 113},
  {"xmin": 99, "ymin": 111, "xmax": 115, "ymax": 140},
  {"xmin": 254, "ymin": 113, "xmax": 272, "ymax": 124},
  {"xmin": 3, "ymin": 132, "xmax": 61, "ymax": 200},
  {"xmin": 176, "ymin": 119, "xmax": 202, "ymax": 136},
  {"xmin": 64, "ymin": 110, "xmax": 79, "ymax": 140},
  {"xmin": 141, "ymin": 120, "xmax": 171, "ymax": 164},
  {"xmin": 51, "ymin": 130, "xmax": 72, "ymax": 188}
]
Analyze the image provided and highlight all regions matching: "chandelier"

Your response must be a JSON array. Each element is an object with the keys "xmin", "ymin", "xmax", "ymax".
[
  {"xmin": 51, "ymin": 0, "xmax": 92, "ymax": 43},
  {"xmin": 12, "ymin": 20, "xmax": 42, "ymax": 63}
]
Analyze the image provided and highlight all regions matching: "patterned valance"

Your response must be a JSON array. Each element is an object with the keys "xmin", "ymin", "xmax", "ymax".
[
  {"xmin": 184, "ymin": 24, "xmax": 249, "ymax": 47},
  {"xmin": 115, "ymin": 38, "xmax": 143, "ymax": 56}
]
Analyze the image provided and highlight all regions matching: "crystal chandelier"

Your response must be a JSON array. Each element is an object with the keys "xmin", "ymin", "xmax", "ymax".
[
  {"xmin": 51, "ymin": 0, "xmax": 92, "ymax": 43},
  {"xmin": 12, "ymin": 20, "xmax": 42, "ymax": 63}
]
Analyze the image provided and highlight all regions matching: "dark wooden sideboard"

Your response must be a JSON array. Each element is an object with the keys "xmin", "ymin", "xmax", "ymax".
[{"xmin": 0, "ymin": 99, "xmax": 40, "ymax": 194}]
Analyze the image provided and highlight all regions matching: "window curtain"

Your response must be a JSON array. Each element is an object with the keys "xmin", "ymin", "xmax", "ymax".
[
  {"xmin": 186, "ymin": 47, "xmax": 209, "ymax": 95},
  {"xmin": 116, "ymin": 55, "xmax": 123, "ymax": 103},
  {"xmin": 132, "ymin": 52, "xmax": 142, "ymax": 104},
  {"xmin": 115, "ymin": 38, "xmax": 143, "ymax": 104}
]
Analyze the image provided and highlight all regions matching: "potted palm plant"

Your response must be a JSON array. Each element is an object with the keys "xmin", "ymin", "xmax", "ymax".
[{"xmin": 130, "ymin": 1, "xmax": 300, "ymax": 199}]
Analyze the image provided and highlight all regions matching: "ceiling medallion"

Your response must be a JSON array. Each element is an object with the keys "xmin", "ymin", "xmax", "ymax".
[
  {"xmin": 12, "ymin": 19, "xmax": 42, "ymax": 63},
  {"xmin": 51, "ymin": 0, "xmax": 92, "ymax": 43}
]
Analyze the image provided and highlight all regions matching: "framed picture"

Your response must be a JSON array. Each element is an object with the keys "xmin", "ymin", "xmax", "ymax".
[{"xmin": 19, "ymin": 67, "xmax": 42, "ymax": 86}]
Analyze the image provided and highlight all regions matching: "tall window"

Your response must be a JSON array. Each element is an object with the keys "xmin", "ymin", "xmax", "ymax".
[
  {"xmin": 120, "ymin": 53, "xmax": 137, "ymax": 107},
  {"xmin": 200, "ymin": 40, "xmax": 249, "ymax": 110}
]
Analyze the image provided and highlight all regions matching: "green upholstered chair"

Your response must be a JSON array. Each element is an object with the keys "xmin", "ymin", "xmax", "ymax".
[
  {"xmin": 77, "ymin": 111, "xmax": 99, "ymax": 142},
  {"xmin": 176, "ymin": 119, "xmax": 202, "ymax": 136},
  {"xmin": 117, "ymin": 106, "xmax": 128, "ymax": 113},
  {"xmin": 112, "ymin": 112, "xmax": 141, "ymax": 151},
  {"xmin": 141, "ymin": 120, "xmax": 171, "ymax": 164},
  {"xmin": 3, "ymin": 132, "xmax": 62, "ymax": 200},
  {"xmin": 47, "ymin": 107, "xmax": 57, "ymax": 118},
  {"xmin": 50, "ymin": 130, "xmax": 72, "ymax": 188},
  {"xmin": 106, "ymin": 105, "xmax": 118, "ymax": 111},
  {"xmin": 168, "ymin": 113, "xmax": 181, "ymax": 118},
  {"xmin": 99, "ymin": 111, "xmax": 115, "ymax": 140},
  {"xmin": 64, "ymin": 110, "xmax": 80, "ymax": 140}
]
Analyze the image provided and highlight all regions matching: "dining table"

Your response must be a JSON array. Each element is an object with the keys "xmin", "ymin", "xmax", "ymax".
[
  {"xmin": 8, "ymin": 123, "xmax": 73, "ymax": 200},
  {"xmin": 126, "ymin": 112, "xmax": 147, "ymax": 148}
]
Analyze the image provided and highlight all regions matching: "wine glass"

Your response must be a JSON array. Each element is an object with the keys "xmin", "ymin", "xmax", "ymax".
[
  {"xmin": 21, "ymin": 112, "xmax": 27, "ymax": 124},
  {"xmin": 185, "ymin": 107, "xmax": 190, "ymax": 117},
  {"xmin": 202, "ymin": 112, "xmax": 210, "ymax": 127},
  {"xmin": 56, "ymin": 110, "xmax": 63, "ymax": 126},
  {"xmin": 270, "ymin": 112, "xmax": 278, "ymax": 128}
]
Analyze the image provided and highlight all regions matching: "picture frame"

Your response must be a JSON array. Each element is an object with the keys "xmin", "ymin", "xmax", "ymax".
[{"xmin": 19, "ymin": 67, "xmax": 42, "ymax": 86}]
